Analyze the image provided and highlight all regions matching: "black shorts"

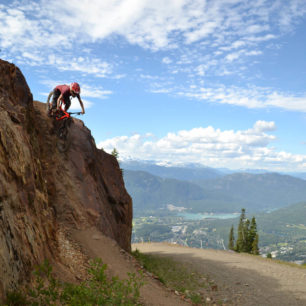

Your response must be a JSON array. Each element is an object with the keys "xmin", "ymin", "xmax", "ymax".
[{"xmin": 52, "ymin": 89, "xmax": 71, "ymax": 111}]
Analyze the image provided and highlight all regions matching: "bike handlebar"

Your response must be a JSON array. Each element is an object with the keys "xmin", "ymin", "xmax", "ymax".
[
  {"xmin": 57, "ymin": 103, "xmax": 83, "ymax": 116},
  {"xmin": 68, "ymin": 112, "xmax": 82, "ymax": 115},
  {"xmin": 53, "ymin": 108, "xmax": 83, "ymax": 121}
]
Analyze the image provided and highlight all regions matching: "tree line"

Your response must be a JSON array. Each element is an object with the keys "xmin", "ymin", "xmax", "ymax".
[{"xmin": 228, "ymin": 208, "xmax": 259, "ymax": 255}]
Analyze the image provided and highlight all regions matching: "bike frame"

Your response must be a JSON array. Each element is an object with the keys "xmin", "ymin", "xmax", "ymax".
[
  {"xmin": 55, "ymin": 103, "xmax": 81, "ymax": 121},
  {"xmin": 47, "ymin": 101, "xmax": 81, "ymax": 152}
]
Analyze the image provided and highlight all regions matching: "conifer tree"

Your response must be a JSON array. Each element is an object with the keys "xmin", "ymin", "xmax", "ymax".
[
  {"xmin": 243, "ymin": 218, "xmax": 250, "ymax": 252},
  {"xmin": 252, "ymin": 234, "xmax": 259, "ymax": 255},
  {"xmin": 228, "ymin": 225, "xmax": 235, "ymax": 250},
  {"xmin": 111, "ymin": 148, "xmax": 119, "ymax": 159},
  {"xmin": 235, "ymin": 208, "xmax": 246, "ymax": 252},
  {"xmin": 248, "ymin": 216, "xmax": 257, "ymax": 252},
  {"xmin": 233, "ymin": 209, "xmax": 260, "ymax": 255}
]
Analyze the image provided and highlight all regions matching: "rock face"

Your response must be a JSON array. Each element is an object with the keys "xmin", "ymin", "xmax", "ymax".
[{"xmin": 0, "ymin": 59, "xmax": 132, "ymax": 299}]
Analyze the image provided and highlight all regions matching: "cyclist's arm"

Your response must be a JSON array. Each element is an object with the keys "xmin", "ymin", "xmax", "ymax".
[
  {"xmin": 57, "ymin": 94, "xmax": 63, "ymax": 110},
  {"xmin": 77, "ymin": 95, "xmax": 85, "ymax": 114}
]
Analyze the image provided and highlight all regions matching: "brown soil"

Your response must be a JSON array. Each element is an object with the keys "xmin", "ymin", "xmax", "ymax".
[
  {"xmin": 133, "ymin": 242, "xmax": 306, "ymax": 306},
  {"xmin": 69, "ymin": 228, "xmax": 189, "ymax": 306}
]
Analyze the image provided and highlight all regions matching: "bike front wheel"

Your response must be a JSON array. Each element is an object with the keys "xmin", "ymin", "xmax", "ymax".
[{"xmin": 56, "ymin": 126, "xmax": 72, "ymax": 152}]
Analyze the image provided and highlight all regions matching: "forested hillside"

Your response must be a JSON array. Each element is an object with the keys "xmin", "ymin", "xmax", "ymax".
[
  {"xmin": 124, "ymin": 170, "xmax": 206, "ymax": 212},
  {"xmin": 207, "ymin": 202, "xmax": 306, "ymax": 262},
  {"xmin": 124, "ymin": 170, "xmax": 306, "ymax": 214}
]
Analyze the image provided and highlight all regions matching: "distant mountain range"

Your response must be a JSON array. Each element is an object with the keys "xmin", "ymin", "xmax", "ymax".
[
  {"xmin": 121, "ymin": 160, "xmax": 225, "ymax": 180},
  {"xmin": 121, "ymin": 160, "xmax": 306, "ymax": 181},
  {"xmin": 123, "ymin": 170, "xmax": 206, "ymax": 212},
  {"xmin": 285, "ymin": 172, "xmax": 306, "ymax": 180},
  {"xmin": 122, "ymin": 161, "xmax": 306, "ymax": 214},
  {"xmin": 196, "ymin": 172, "xmax": 306, "ymax": 211}
]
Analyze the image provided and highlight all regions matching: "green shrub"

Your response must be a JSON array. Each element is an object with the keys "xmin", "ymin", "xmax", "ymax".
[
  {"xmin": 4, "ymin": 290, "xmax": 29, "ymax": 306},
  {"xmin": 5, "ymin": 259, "xmax": 144, "ymax": 306},
  {"xmin": 132, "ymin": 249, "xmax": 208, "ymax": 304}
]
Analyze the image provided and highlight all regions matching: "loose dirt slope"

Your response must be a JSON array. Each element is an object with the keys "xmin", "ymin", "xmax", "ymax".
[
  {"xmin": 133, "ymin": 243, "xmax": 306, "ymax": 306},
  {"xmin": 70, "ymin": 228, "xmax": 189, "ymax": 306}
]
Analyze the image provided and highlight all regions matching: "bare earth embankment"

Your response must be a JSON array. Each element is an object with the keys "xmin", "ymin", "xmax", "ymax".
[
  {"xmin": 133, "ymin": 243, "xmax": 306, "ymax": 306},
  {"xmin": 69, "ymin": 229, "xmax": 189, "ymax": 306}
]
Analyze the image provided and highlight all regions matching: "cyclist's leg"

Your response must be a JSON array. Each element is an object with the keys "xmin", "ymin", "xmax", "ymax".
[{"xmin": 64, "ymin": 97, "xmax": 71, "ymax": 111}]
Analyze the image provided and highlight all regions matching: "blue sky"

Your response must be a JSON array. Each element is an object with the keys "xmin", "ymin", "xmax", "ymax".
[{"xmin": 1, "ymin": 0, "xmax": 306, "ymax": 171}]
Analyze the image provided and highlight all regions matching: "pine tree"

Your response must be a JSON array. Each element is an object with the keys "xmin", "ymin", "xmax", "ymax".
[
  {"xmin": 234, "ymin": 209, "xmax": 259, "ymax": 254},
  {"xmin": 235, "ymin": 208, "xmax": 246, "ymax": 252},
  {"xmin": 251, "ymin": 234, "xmax": 259, "ymax": 255},
  {"xmin": 228, "ymin": 225, "xmax": 235, "ymax": 250},
  {"xmin": 248, "ymin": 216, "xmax": 257, "ymax": 252},
  {"xmin": 243, "ymin": 218, "xmax": 250, "ymax": 252},
  {"xmin": 111, "ymin": 148, "xmax": 119, "ymax": 159}
]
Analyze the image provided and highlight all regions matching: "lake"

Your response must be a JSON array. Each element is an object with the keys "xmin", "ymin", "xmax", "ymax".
[{"xmin": 177, "ymin": 212, "xmax": 239, "ymax": 220}]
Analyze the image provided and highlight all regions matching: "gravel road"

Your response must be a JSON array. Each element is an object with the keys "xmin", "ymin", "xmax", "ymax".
[{"xmin": 133, "ymin": 243, "xmax": 306, "ymax": 306}]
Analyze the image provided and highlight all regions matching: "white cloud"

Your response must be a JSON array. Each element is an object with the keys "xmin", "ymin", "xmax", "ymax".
[
  {"xmin": 195, "ymin": 60, "xmax": 218, "ymax": 76},
  {"xmin": 1, "ymin": 0, "xmax": 306, "ymax": 109},
  {"xmin": 175, "ymin": 86, "xmax": 306, "ymax": 112},
  {"xmin": 48, "ymin": 56, "xmax": 112, "ymax": 78},
  {"xmin": 0, "ymin": 0, "xmax": 304, "ymax": 97},
  {"xmin": 0, "ymin": 5, "xmax": 69, "ymax": 51},
  {"xmin": 162, "ymin": 57, "xmax": 172, "ymax": 64},
  {"xmin": 278, "ymin": 0, "xmax": 306, "ymax": 28},
  {"xmin": 81, "ymin": 85, "xmax": 112, "ymax": 99},
  {"xmin": 70, "ymin": 98, "xmax": 93, "ymax": 110},
  {"xmin": 265, "ymin": 92, "xmax": 306, "ymax": 112},
  {"xmin": 140, "ymin": 74, "xmax": 160, "ymax": 80},
  {"xmin": 18, "ymin": 53, "xmax": 114, "ymax": 77},
  {"xmin": 225, "ymin": 49, "xmax": 263, "ymax": 62},
  {"xmin": 225, "ymin": 52, "xmax": 241, "ymax": 63},
  {"xmin": 1, "ymin": 0, "xmax": 305, "ymax": 54},
  {"xmin": 220, "ymin": 40, "xmax": 246, "ymax": 51},
  {"xmin": 98, "ymin": 121, "xmax": 306, "ymax": 171},
  {"xmin": 245, "ymin": 24, "xmax": 270, "ymax": 34},
  {"xmin": 253, "ymin": 120, "xmax": 276, "ymax": 132}
]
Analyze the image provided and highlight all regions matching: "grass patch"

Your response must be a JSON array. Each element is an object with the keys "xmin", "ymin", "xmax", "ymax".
[
  {"xmin": 254, "ymin": 253, "xmax": 306, "ymax": 269},
  {"xmin": 267, "ymin": 258, "xmax": 306, "ymax": 269},
  {"xmin": 132, "ymin": 248, "xmax": 210, "ymax": 304},
  {"xmin": 4, "ymin": 259, "xmax": 144, "ymax": 306}
]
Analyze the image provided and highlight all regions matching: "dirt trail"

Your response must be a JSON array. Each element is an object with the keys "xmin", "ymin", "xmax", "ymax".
[{"xmin": 133, "ymin": 243, "xmax": 306, "ymax": 306}]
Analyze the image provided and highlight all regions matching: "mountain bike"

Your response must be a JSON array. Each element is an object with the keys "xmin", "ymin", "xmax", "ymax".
[{"xmin": 47, "ymin": 101, "xmax": 81, "ymax": 152}]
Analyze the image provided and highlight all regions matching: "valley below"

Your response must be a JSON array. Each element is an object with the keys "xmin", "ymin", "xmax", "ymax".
[
  {"xmin": 132, "ymin": 205, "xmax": 306, "ymax": 264},
  {"xmin": 124, "ymin": 161, "xmax": 306, "ymax": 265}
]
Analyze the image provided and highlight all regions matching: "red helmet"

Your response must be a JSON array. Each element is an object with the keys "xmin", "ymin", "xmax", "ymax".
[{"xmin": 70, "ymin": 82, "xmax": 80, "ymax": 94}]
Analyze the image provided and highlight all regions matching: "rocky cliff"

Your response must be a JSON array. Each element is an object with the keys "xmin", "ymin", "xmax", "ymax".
[{"xmin": 0, "ymin": 59, "xmax": 132, "ymax": 299}]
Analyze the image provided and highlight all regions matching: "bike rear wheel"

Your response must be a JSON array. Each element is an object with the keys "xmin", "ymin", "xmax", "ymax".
[{"xmin": 46, "ymin": 100, "xmax": 52, "ymax": 117}]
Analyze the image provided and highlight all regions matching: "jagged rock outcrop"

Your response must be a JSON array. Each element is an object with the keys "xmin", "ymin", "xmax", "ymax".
[{"xmin": 0, "ymin": 59, "xmax": 132, "ymax": 299}]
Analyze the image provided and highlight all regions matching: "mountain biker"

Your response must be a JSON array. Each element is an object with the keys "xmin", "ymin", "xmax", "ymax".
[{"xmin": 47, "ymin": 82, "xmax": 85, "ymax": 115}]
